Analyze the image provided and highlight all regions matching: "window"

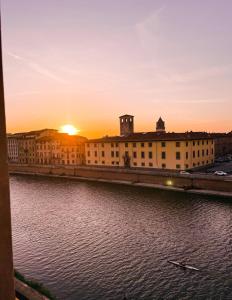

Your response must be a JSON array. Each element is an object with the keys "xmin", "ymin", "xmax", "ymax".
[
  {"xmin": 141, "ymin": 151, "xmax": 145, "ymax": 158},
  {"xmin": 197, "ymin": 150, "xmax": 200, "ymax": 157},
  {"xmin": 186, "ymin": 142, "xmax": 188, "ymax": 146},
  {"xmin": 193, "ymin": 163, "xmax": 196, "ymax": 167},
  {"xmin": 207, "ymin": 140, "xmax": 208, "ymax": 145},
  {"xmin": 111, "ymin": 151, "xmax": 114, "ymax": 157},
  {"xmin": 149, "ymin": 162, "xmax": 153, "ymax": 167},
  {"xmin": 116, "ymin": 151, "xmax": 119, "ymax": 157},
  {"xmin": 112, "ymin": 161, "xmax": 114, "ymax": 165},
  {"xmin": 206, "ymin": 149, "xmax": 208, "ymax": 155},
  {"xmin": 193, "ymin": 151, "xmax": 195, "ymax": 158},
  {"xmin": 134, "ymin": 162, "xmax": 137, "ymax": 166},
  {"xmin": 176, "ymin": 142, "xmax": 180, "ymax": 147},
  {"xmin": 176, "ymin": 152, "xmax": 181, "ymax": 160},
  {"xmin": 211, "ymin": 149, "xmax": 214, "ymax": 154},
  {"xmin": 95, "ymin": 160, "xmax": 97, "ymax": 164},
  {"xmin": 101, "ymin": 143, "xmax": 104, "ymax": 147},
  {"xmin": 116, "ymin": 162, "xmax": 119, "ymax": 165},
  {"xmin": 185, "ymin": 164, "xmax": 189, "ymax": 169},
  {"xmin": 133, "ymin": 142, "xmax": 136, "ymax": 147},
  {"xmin": 94, "ymin": 151, "xmax": 97, "ymax": 157},
  {"xmin": 186, "ymin": 152, "xmax": 188, "ymax": 159},
  {"xmin": 162, "ymin": 163, "xmax": 166, "ymax": 169},
  {"xmin": 102, "ymin": 161, "xmax": 105, "ymax": 164},
  {"xmin": 125, "ymin": 143, "xmax": 128, "ymax": 147},
  {"xmin": 202, "ymin": 150, "xmax": 204, "ymax": 157},
  {"xmin": 141, "ymin": 162, "xmax": 145, "ymax": 166},
  {"xmin": 94, "ymin": 144, "xmax": 97, "ymax": 147},
  {"xmin": 202, "ymin": 141, "xmax": 204, "ymax": 145},
  {"xmin": 115, "ymin": 143, "xmax": 119, "ymax": 147},
  {"xmin": 161, "ymin": 152, "xmax": 166, "ymax": 159},
  {"xmin": 176, "ymin": 164, "xmax": 181, "ymax": 169},
  {"xmin": 197, "ymin": 141, "xmax": 200, "ymax": 146},
  {"xmin": 102, "ymin": 151, "xmax": 105, "ymax": 157},
  {"xmin": 133, "ymin": 152, "xmax": 137, "ymax": 158},
  {"xmin": 141, "ymin": 143, "xmax": 144, "ymax": 147},
  {"xmin": 161, "ymin": 141, "xmax": 166, "ymax": 147},
  {"xmin": 149, "ymin": 152, "xmax": 152, "ymax": 159},
  {"xmin": 148, "ymin": 142, "xmax": 152, "ymax": 147}
]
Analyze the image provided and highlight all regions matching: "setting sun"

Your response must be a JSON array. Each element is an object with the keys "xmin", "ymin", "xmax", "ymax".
[{"xmin": 59, "ymin": 124, "xmax": 79, "ymax": 135}]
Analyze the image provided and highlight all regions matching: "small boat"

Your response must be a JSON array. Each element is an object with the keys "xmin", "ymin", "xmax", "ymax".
[
  {"xmin": 168, "ymin": 260, "xmax": 199, "ymax": 271},
  {"xmin": 184, "ymin": 264, "xmax": 200, "ymax": 271}
]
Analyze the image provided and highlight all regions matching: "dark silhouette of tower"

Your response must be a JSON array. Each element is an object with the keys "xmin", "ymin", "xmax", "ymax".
[
  {"xmin": 119, "ymin": 114, "xmax": 134, "ymax": 136},
  {"xmin": 156, "ymin": 117, "xmax": 165, "ymax": 132}
]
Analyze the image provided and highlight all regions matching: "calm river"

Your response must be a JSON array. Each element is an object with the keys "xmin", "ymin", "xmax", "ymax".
[{"xmin": 10, "ymin": 174, "xmax": 232, "ymax": 299}]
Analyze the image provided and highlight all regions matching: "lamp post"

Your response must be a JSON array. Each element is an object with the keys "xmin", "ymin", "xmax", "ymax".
[{"xmin": 0, "ymin": 16, "xmax": 15, "ymax": 300}]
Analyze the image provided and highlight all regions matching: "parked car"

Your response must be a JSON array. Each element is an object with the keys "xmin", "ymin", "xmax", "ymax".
[
  {"xmin": 214, "ymin": 171, "xmax": 228, "ymax": 176},
  {"xmin": 180, "ymin": 171, "xmax": 191, "ymax": 175}
]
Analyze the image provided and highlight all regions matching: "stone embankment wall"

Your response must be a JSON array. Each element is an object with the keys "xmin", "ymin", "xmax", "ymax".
[{"xmin": 9, "ymin": 164, "xmax": 232, "ymax": 194}]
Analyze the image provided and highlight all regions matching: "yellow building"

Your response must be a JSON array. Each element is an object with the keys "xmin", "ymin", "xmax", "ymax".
[
  {"xmin": 18, "ymin": 129, "xmax": 57, "ymax": 164},
  {"xmin": 85, "ymin": 115, "xmax": 214, "ymax": 170},
  {"xmin": 15, "ymin": 129, "xmax": 86, "ymax": 166},
  {"xmin": 7, "ymin": 133, "xmax": 21, "ymax": 163},
  {"xmin": 36, "ymin": 133, "xmax": 86, "ymax": 165}
]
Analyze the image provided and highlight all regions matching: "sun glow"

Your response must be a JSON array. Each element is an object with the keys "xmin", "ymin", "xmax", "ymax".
[{"xmin": 60, "ymin": 124, "xmax": 79, "ymax": 135}]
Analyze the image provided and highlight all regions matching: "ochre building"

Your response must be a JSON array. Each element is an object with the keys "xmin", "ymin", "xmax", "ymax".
[
  {"xmin": 9, "ymin": 129, "xmax": 86, "ymax": 166},
  {"xmin": 85, "ymin": 115, "xmax": 215, "ymax": 170},
  {"xmin": 36, "ymin": 133, "xmax": 86, "ymax": 165}
]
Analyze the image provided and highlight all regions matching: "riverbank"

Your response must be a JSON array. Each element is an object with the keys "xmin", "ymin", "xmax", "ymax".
[{"xmin": 9, "ymin": 164, "xmax": 232, "ymax": 198}]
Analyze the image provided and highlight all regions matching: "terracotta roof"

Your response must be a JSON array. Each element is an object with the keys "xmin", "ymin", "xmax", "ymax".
[
  {"xmin": 37, "ymin": 133, "xmax": 87, "ymax": 143},
  {"xmin": 87, "ymin": 131, "xmax": 213, "ymax": 143}
]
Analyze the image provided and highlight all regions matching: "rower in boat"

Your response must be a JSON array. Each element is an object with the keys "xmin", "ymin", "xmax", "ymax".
[{"xmin": 168, "ymin": 260, "xmax": 199, "ymax": 271}]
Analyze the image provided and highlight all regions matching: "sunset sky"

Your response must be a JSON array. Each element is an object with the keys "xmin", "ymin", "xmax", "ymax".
[{"xmin": 2, "ymin": 0, "xmax": 232, "ymax": 138}]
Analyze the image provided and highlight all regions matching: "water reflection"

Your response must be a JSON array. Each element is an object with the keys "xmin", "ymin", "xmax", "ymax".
[{"xmin": 10, "ymin": 175, "xmax": 232, "ymax": 300}]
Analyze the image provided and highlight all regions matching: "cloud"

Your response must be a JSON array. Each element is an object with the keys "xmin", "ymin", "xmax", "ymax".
[
  {"xmin": 172, "ymin": 99, "xmax": 228, "ymax": 104},
  {"xmin": 137, "ymin": 61, "xmax": 232, "ymax": 88},
  {"xmin": 135, "ymin": 5, "xmax": 166, "ymax": 47},
  {"xmin": 7, "ymin": 52, "xmax": 67, "ymax": 84},
  {"xmin": 165, "ymin": 65, "xmax": 232, "ymax": 84},
  {"xmin": 6, "ymin": 90, "xmax": 42, "ymax": 97}
]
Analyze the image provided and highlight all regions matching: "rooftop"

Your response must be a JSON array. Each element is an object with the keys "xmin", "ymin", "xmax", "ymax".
[{"xmin": 88, "ymin": 131, "xmax": 214, "ymax": 143}]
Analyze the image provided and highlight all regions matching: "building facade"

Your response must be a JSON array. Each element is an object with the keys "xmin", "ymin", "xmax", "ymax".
[
  {"xmin": 7, "ymin": 134, "xmax": 21, "ymax": 163},
  {"xmin": 8, "ymin": 129, "xmax": 86, "ymax": 166},
  {"xmin": 211, "ymin": 132, "xmax": 232, "ymax": 157},
  {"xmin": 36, "ymin": 133, "xmax": 86, "ymax": 165},
  {"xmin": 85, "ymin": 115, "xmax": 215, "ymax": 170}
]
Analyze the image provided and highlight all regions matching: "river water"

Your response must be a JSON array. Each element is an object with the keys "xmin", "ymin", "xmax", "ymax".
[{"xmin": 10, "ymin": 174, "xmax": 232, "ymax": 300}]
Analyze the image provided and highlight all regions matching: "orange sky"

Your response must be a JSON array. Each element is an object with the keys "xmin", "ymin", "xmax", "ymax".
[{"xmin": 2, "ymin": 0, "xmax": 232, "ymax": 138}]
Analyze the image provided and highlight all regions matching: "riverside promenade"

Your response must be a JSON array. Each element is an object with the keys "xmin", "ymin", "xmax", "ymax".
[{"xmin": 9, "ymin": 164, "xmax": 232, "ymax": 198}]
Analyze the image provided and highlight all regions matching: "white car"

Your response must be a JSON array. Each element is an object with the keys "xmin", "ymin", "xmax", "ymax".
[
  {"xmin": 214, "ymin": 171, "xmax": 228, "ymax": 176},
  {"xmin": 180, "ymin": 171, "xmax": 191, "ymax": 175}
]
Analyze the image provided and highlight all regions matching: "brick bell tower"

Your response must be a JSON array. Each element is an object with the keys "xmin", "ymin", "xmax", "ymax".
[{"xmin": 119, "ymin": 114, "xmax": 134, "ymax": 136}]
